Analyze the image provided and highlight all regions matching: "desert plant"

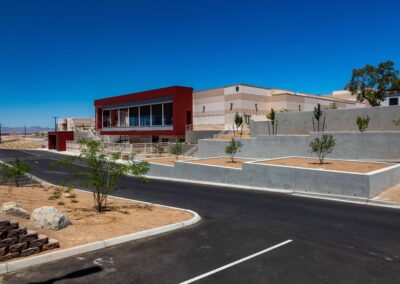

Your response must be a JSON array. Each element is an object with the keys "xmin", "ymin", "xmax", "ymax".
[
  {"xmin": 312, "ymin": 104, "xmax": 326, "ymax": 132},
  {"xmin": 171, "ymin": 143, "xmax": 183, "ymax": 160},
  {"xmin": 309, "ymin": 134, "xmax": 336, "ymax": 165},
  {"xmin": 225, "ymin": 138, "xmax": 243, "ymax": 162},
  {"xmin": 48, "ymin": 189, "xmax": 62, "ymax": 200},
  {"xmin": 57, "ymin": 201, "xmax": 65, "ymax": 206},
  {"xmin": 234, "ymin": 112, "xmax": 244, "ymax": 137},
  {"xmin": 267, "ymin": 108, "xmax": 278, "ymax": 135},
  {"xmin": 153, "ymin": 143, "xmax": 165, "ymax": 157},
  {"xmin": 356, "ymin": 116, "xmax": 370, "ymax": 132},
  {"xmin": 0, "ymin": 157, "xmax": 31, "ymax": 187},
  {"xmin": 54, "ymin": 138, "xmax": 149, "ymax": 213},
  {"xmin": 71, "ymin": 199, "xmax": 79, "ymax": 203},
  {"xmin": 393, "ymin": 118, "xmax": 400, "ymax": 127}
]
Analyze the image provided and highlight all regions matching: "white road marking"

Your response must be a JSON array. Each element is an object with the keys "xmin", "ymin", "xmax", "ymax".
[{"xmin": 179, "ymin": 239, "xmax": 293, "ymax": 284}]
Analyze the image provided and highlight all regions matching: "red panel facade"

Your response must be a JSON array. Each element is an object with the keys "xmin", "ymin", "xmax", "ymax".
[
  {"xmin": 94, "ymin": 86, "xmax": 193, "ymax": 137},
  {"xmin": 48, "ymin": 131, "xmax": 74, "ymax": 151}
]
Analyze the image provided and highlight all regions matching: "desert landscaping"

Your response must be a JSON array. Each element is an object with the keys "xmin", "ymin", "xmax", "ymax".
[
  {"xmin": 0, "ymin": 184, "xmax": 193, "ymax": 262},
  {"xmin": 184, "ymin": 157, "xmax": 254, "ymax": 169}
]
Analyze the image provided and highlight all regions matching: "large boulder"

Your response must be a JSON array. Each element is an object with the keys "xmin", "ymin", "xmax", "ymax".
[
  {"xmin": 31, "ymin": 206, "xmax": 70, "ymax": 230},
  {"xmin": 1, "ymin": 202, "xmax": 30, "ymax": 219}
]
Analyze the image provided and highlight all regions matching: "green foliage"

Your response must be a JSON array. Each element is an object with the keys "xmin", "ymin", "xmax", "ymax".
[
  {"xmin": 356, "ymin": 116, "xmax": 370, "ymax": 132},
  {"xmin": 234, "ymin": 112, "xmax": 244, "ymax": 137},
  {"xmin": 153, "ymin": 143, "xmax": 165, "ymax": 157},
  {"xmin": 54, "ymin": 138, "xmax": 149, "ymax": 213},
  {"xmin": 393, "ymin": 118, "xmax": 400, "ymax": 127},
  {"xmin": 345, "ymin": 60, "xmax": 399, "ymax": 106},
  {"xmin": 225, "ymin": 138, "xmax": 243, "ymax": 162},
  {"xmin": 312, "ymin": 104, "xmax": 325, "ymax": 132},
  {"xmin": 0, "ymin": 157, "xmax": 31, "ymax": 187},
  {"xmin": 267, "ymin": 109, "xmax": 278, "ymax": 135},
  {"xmin": 309, "ymin": 134, "xmax": 336, "ymax": 165},
  {"xmin": 267, "ymin": 108, "xmax": 275, "ymax": 121},
  {"xmin": 171, "ymin": 143, "xmax": 183, "ymax": 160},
  {"xmin": 48, "ymin": 189, "xmax": 62, "ymax": 200}
]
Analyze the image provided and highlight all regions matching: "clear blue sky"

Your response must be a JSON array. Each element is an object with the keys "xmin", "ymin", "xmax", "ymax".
[{"xmin": 1, "ymin": 0, "xmax": 399, "ymax": 127}]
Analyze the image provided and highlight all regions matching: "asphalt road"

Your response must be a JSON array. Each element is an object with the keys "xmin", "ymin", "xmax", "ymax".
[{"xmin": 1, "ymin": 149, "xmax": 400, "ymax": 284}]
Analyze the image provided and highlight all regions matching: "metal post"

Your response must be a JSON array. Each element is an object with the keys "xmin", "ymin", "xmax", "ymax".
[
  {"xmin": 53, "ymin": 117, "xmax": 57, "ymax": 132},
  {"xmin": 0, "ymin": 123, "xmax": 2, "ymax": 144}
]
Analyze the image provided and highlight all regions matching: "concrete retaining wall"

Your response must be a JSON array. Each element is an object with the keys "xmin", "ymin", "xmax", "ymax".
[
  {"xmin": 251, "ymin": 105, "xmax": 400, "ymax": 136},
  {"xmin": 146, "ymin": 157, "xmax": 400, "ymax": 198},
  {"xmin": 185, "ymin": 130, "xmax": 221, "ymax": 143},
  {"xmin": 197, "ymin": 132, "xmax": 400, "ymax": 162}
]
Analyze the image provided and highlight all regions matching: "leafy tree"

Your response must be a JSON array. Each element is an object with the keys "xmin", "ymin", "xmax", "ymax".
[
  {"xmin": 267, "ymin": 108, "xmax": 278, "ymax": 135},
  {"xmin": 153, "ymin": 143, "xmax": 165, "ymax": 157},
  {"xmin": 356, "ymin": 116, "xmax": 370, "ymax": 132},
  {"xmin": 345, "ymin": 60, "xmax": 400, "ymax": 106},
  {"xmin": 312, "ymin": 104, "xmax": 325, "ymax": 132},
  {"xmin": 171, "ymin": 143, "xmax": 183, "ymax": 160},
  {"xmin": 234, "ymin": 112, "xmax": 243, "ymax": 137},
  {"xmin": 309, "ymin": 134, "xmax": 336, "ymax": 165},
  {"xmin": 55, "ymin": 139, "xmax": 149, "ymax": 213},
  {"xmin": 0, "ymin": 157, "xmax": 31, "ymax": 187},
  {"xmin": 225, "ymin": 138, "xmax": 243, "ymax": 162}
]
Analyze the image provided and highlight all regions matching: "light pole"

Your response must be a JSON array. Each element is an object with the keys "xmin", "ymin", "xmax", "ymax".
[
  {"xmin": 0, "ymin": 123, "xmax": 2, "ymax": 144},
  {"xmin": 53, "ymin": 117, "xmax": 57, "ymax": 132}
]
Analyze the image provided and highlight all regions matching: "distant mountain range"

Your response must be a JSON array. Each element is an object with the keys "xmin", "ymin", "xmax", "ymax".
[{"xmin": 1, "ymin": 126, "xmax": 53, "ymax": 134}]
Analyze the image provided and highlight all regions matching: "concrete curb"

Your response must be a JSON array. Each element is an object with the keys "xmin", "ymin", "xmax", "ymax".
[{"xmin": 0, "ymin": 172, "xmax": 201, "ymax": 275}]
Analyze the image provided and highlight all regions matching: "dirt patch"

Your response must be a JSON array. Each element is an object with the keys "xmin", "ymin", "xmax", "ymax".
[
  {"xmin": 216, "ymin": 130, "xmax": 251, "ymax": 141},
  {"xmin": 373, "ymin": 184, "xmax": 400, "ymax": 202},
  {"xmin": 256, "ymin": 157, "xmax": 393, "ymax": 173},
  {"xmin": 0, "ymin": 185, "xmax": 193, "ymax": 249},
  {"xmin": 146, "ymin": 156, "xmax": 191, "ymax": 166},
  {"xmin": 0, "ymin": 140, "xmax": 42, "ymax": 150},
  {"xmin": 184, "ymin": 157, "xmax": 253, "ymax": 169}
]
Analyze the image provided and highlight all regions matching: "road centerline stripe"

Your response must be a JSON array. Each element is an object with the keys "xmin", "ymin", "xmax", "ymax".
[{"xmin": 179, "ymin": 239, "xmax": 293, "ymax": 284}]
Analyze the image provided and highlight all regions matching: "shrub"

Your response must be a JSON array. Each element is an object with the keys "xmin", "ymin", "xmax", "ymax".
[
  {"xmin": 171, "ymin": 143, "xmax": 183, "ymax": 160},
  {"xmin": 267, "ymin": 109, "xmax": 278, "ymax": 135},
  {"xmin": 393, "ymin": 118, "xmax": 400, "ymax": 127},
  {"xmin": 309, "ymin": 134, "xmax": 336, "ymax": 165},
  {"xmin": 312, "ymin": 104, "xmax": 325, "ymax": 132},
  {"xmin": 225, "ymin": 138, "xmax": 243, "ymax": 162},
  {"xmin": 234, "ymin": 112, "xmax": 244, "ymax": 137},
  {"xmin": 57, "ymin": 201, "xmax": 65, "ymax": 206},
  {"xmin": 71, "ymin": 199, "xmax": 79, "ymax": 203},
  {"xmin": 153, "ymin": 143, "xmax": 165, "ymax": 157},
  {"xmin": 0, "ymin": 157, "xmax": 31, "ymax": 187},
  {"xmin": 356, "ymin": 116, "xmax": 370, "ymax": 132}
]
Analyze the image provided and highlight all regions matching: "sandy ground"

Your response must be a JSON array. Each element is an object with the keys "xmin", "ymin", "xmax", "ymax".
[
  {"xmin": 185, "ymin": 157, "xmax": 253, "ymax": 169},
  {"xmin": 146, "ymin": 156, "xmax": 191, "ymax": 166},
  {"xmin": 373, "ymin": 183, "xmax": 400, "ymax": 202},
  {"xmin": 216, "ymin": 131, "xmax": 251, "ymax": 141},
  {"xmin": 257, "ymin": 157, "xmax": 392, "ymax": 173},
  {"xmin": 0, "ymin": 140, "xmax": 42, "ymax": 150},
  {"xmin": 0, "ymin": 185, "xmax": 192, "ymax": 249}
]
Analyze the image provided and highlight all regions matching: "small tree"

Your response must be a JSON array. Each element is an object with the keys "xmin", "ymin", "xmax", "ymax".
[
  {"xmin": 309, "ymin": 134, "xmax": 336, "ymax": 165},
  {"xmin": 356, "ymin": 116, "xmax": 370, "ymax": 132},
  {"xmin": 266, "ymin": 108, "xmax": 278, "ymax": 135},
  {"xmin": 393, "ymin": 118, "xmax": 400, "ymax": 127},
  {"xmin": 153, "ymin": 143, "xmax": 165, "ymax": 157},
  {"xmin": 55, "ymin": 139, "xmax": 149, "ymax": 213},
  {"xmin": 312, "ymin": 104, "xmax": 326, "ymax": 132},
  {"xmin": 345, "ymin": 60, "xmax": 399, "ymax": 106},
  {"xmin": 0, "ymin": 157, "xmax": 31, "ymax": 187},
  {"xmin": 225, "ymin": 138, "xmax": 243, "ymax": 162},
  {"xmin": 171, "ymin": 143, "xmax": 183, "ymax": 160},
  {"xmin": 234, "ymin": 112, "xmax": 243, "ymax": 137}
]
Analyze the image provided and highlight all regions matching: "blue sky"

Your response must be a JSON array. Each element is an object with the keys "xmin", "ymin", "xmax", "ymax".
[{"xmin": 1, "ymin": 0, "xmax": 399, "ymax": 127}]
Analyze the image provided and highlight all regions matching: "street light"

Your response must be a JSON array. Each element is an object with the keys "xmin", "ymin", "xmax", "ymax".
[{"xmin": 53, "ymin": 117, "xmax": 57, "ymax": 132}]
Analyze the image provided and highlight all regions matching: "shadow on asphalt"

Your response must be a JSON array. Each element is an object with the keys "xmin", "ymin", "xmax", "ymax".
[{"xmin": 27, "ymin": 266, "xmax": 103, "ymax": 284}]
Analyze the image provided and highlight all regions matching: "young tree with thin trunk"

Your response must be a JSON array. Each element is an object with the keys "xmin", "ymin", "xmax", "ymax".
[
  {"xmin": 309, "ymin": 134, "xmax": 336, "ymax": 165},
  {"xmin": 55, "ymin": 139, "xmax": 149, "ymax": 213},
  {"xmin": 0, "ymin": 157, "xmax": 31, "ymax": 187},
  {"xmin": 171, "ymin": 143, "xmax": 183, "ymax": 160},
  {"xmin": 225, "ymin": 138, "xmax": 243, "ymax": 163}
]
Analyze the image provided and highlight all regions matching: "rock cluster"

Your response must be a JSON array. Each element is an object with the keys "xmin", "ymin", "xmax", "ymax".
[{"xmin": 31, "ymin": 206, "xmax": 70, "ymax": 230}]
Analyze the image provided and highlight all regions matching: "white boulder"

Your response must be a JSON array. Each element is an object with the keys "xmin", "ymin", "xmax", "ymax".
[
  {"xmin": 31, "ymin": 206, "xmax": 70, "ymax": 230},
  {"xmin": 1, "ymin": 202, "xmax": 30, "ymax": 219}
]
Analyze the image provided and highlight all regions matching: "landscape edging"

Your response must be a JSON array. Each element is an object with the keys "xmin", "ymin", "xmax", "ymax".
[{"xmin": 0, "ymin": 172, "xmax": 201, "ymax": 275}]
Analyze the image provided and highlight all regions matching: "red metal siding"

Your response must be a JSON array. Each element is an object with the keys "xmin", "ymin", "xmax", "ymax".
[
  {"xmin": 94, "ymin": 86, "xmax": 193, "ymax": 137},
  {"xmin": 48, "ymin": 131, "xmax": 74, "ymax": 151}
]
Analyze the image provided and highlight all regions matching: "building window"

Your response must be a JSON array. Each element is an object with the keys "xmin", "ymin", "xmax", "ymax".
[
  {"xmin": 230, "ymin": 103, "xmax": 233, "ymax": 110},
  {"xmin": 163, "ymin": 102, "xmax": 173, "ymax": 125},
  {"xmin": 255, "ymin": 104, "xmax": 258, "ymax": 112},
  {"xmin": 389, "ymin": 97, "xmax": 399, "ymax": 106},
  {"xmin": 129, "ymin": 107, "xmax": 139, "ymax": 126},
  {"xmin": 202, "ymin": 106, "xmax": 205, "ymax": 113},
  {"xmin": 236, "ymin": 86, "xmax": 239, "ymax": 92},
  {"xmin": 102, "ymin": 110, "xmax": 110, "ymax": 127},
  {"xmin": 151, "ymin": 104, "xmax": 163, "ymax": 126},
  {"xmin": 140, "ymin": 105, "xmax": 151, "ymax": 126},
  {"xmin": 119, "ymin": 108, "xmax": 129, "ymax": 127}
]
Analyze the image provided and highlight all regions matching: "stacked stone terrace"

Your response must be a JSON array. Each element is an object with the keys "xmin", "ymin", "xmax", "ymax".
[{"xmin": 0, "ymin": 220, "xmax": 59, "ymax": 262}]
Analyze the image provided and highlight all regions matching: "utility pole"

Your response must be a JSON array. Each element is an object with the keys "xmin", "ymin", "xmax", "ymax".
[
  {"xmin": 0, "ymin": 123, "xmax": 2, "ymax": 144},
  {"xmin": 24, "ymin": 125, "xmax": 27, "ymax": 137},
  {"xmin": 53, "ymin": 117, "xmax": 57, "ymax": 132}
]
